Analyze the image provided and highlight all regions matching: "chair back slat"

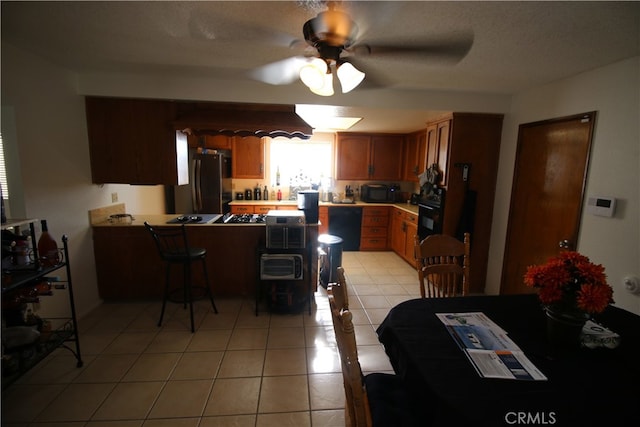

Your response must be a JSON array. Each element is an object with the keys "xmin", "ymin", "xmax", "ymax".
[
  {"xmin": 328, "ymin": 267, "xmax": 371, "ymax": 427},
  {"xmin": 415, "ymin": 233, "xmax": 470, "ymax": 298},
  {"xmin": 144, "ymin": 222, "xmax": 190, "ymax": 259}
]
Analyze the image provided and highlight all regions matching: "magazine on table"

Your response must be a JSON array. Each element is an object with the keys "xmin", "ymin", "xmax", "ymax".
[{"xmin": 436, "ymin": 312, "xmax": 547, "ymax": 381}]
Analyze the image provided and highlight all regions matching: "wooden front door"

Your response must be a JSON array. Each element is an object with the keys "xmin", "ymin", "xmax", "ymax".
[{"xmin": 500, "ymin": 112, "xmax": 596, "ymax": 294}]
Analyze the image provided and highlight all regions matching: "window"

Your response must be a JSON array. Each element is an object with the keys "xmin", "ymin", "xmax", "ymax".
[
  {"xmin": 0, "ymin": 133, "xmax": 8, "ymax": 200},
  {"xmin": 268, "ymin": 135, "xmax": 333, "ymax": 190}
]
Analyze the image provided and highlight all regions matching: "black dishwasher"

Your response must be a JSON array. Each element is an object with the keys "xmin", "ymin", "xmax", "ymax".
[{"xmin": 328, "ymin": 207, "xmax": 362, "ymax": 251}]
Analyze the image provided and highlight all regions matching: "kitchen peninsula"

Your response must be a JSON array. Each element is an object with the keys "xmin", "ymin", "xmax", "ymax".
[{"xmin": 90, "ymin": 201, "xmax": 419, "ymax": 300}]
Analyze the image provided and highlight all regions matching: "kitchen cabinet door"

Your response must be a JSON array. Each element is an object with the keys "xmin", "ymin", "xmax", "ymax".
[
  {"xmin": 85, "ymin": 97, "xmax": 186, "ymax": 185},
  {"xmin": 390, "ymin": 209, "xmax": 405, "ymax": 255},
  {"xmin": 370, "ymin": 135, "xmax": 404, "ymax": 180},
  {"xmin": 336, "ymin": 133, "xmax": 403, "ymax": 180},
  {"xmin": 435, "ymin": 120, "xmax": 451, "ymax": 186},
  {"xmin": 318, "ymin": 206, "xmax": 329, "ymax": 234},
  {"xmin": 336, "ymin": 134, "xmax": 371, "ymax": 180},
  {"xmin": 232, "ymin": 136, "xmax": 264, "ymax": 179},
  {"xmin": 390, "ymin": 208, "xmax": 418, "ymax": 265},
  {"xmin": 404, "ymin": 213, "xmax": 418, "ymax": 267},
  {"xmin": 403, "ymin": 131, "xmax": 427, "ymax": 181},
  {"xmin": 424, "ymin": 119, "xmax": 452, "ymax": 186}
]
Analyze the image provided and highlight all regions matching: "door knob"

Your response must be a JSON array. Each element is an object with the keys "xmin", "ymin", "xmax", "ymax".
[{"xmin": 558, "ymin": 240, "xmax": 571, "ymax": 249}]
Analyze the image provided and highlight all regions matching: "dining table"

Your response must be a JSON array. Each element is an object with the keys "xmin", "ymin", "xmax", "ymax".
[{"xmin": 376, "ymin": 294, "xmax": 640, "ymax": 427}]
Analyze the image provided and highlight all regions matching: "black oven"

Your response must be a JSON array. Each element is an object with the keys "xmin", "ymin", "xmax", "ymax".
[{"xmin": 417, "ymin": 188, "xmax": 445, "ymax": 240}]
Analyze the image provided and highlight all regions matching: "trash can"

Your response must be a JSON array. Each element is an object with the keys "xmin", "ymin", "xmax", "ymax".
[{"xmin": 318, "ymin": 234, "xmax": 343, "ymax": 289}]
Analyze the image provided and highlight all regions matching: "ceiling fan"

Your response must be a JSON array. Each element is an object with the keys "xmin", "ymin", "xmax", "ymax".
[{"xmin": 250, "ymin": 1, "xmax": 474, "ymax": 96}]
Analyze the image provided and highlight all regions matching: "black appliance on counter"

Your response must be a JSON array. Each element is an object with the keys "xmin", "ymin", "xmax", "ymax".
[
  {"xmin": 265, "ymin": 210, "xmax": 306, "ymax": 249},
  {"xmin": 417, "ymin": 188, "xmax": 445, "ymax": 241},
  {"xmin": 297, "ymin": 190, "xmax": 319, "ymax": 223},
  {"xmin": 361, "ymin": 184, "xmax": 397, "ymax": 203},
  {"xmin": 166, "ymin": 149, "xmax": 232, "ymax": 215}
]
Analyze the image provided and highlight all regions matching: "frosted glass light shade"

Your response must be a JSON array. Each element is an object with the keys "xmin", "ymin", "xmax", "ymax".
[
  {"xmin": 300, "ymin": 58, "xmax": 329, "ymax": 90},
  {"xmin": 337, "ymin": 62, "xmax": 365, "ymax": 93},
  {"xmin": 310, "ymin": 72, "xmax": 334, "ymax": 96}
]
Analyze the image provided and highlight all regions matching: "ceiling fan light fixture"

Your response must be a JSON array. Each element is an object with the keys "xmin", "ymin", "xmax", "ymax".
[
  {"xmin": 337, "ymin": 61, "xmax": 365, "ymax": 93},
  {"xmin": 300, "ymin": 57, "xmax": 329, "ymax": 90},
  {"xmin": 309, "ymin": 72, "xmax": 334, "ymax": 96}
]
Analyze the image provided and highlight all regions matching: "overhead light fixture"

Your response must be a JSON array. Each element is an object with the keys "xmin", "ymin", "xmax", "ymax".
[
  {"xmin": 299, "ymin": 57, "xmax": 329, "ymax": 90},
  {"xmin": 310, "ymin": 72, "xmax": 334, "ymax": 96},
  {"xmin": 299, "ymin": 58, "xmax": 365, "ymax": 96},
  {"xmin": 336, "ymin": 61, "xmax": 366, "ymax": 93}
]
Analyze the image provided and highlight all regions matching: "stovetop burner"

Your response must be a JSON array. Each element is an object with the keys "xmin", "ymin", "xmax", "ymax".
[
  {"xmin": 222, "ymin": 213, "xmax": 266, "ymax": 224},
  {"xmin": 166, "ymin": 214, "xmax": 222, "ymax": 224}
]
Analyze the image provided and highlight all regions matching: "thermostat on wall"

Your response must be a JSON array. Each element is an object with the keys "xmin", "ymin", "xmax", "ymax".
[{"xmin": 587, "ymin": 196, "xmax": 616, "ymax": 217}]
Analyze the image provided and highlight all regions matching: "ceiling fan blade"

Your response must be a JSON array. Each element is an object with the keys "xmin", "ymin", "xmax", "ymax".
[
  {"xmin": 352, "ymin": 32, "xmax": 475, "ymax": 64},
  {"xmin": 248, "ymin": 56, "xmax": 310, "ymax": 85},
  {"xmin": 345, "ymin": 57, "xmax": 390, "ymax": 89}
]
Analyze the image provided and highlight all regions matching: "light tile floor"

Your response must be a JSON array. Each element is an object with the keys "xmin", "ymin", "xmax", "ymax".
[{"xmin": 2, "ymin": 251, "xmax": 420, "ymax": 426}]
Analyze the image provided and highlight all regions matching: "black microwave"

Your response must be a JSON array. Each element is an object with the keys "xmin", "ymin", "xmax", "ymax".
[{"xmin": 361, "ymin": 184, "xmax": 395, "ymax": 203}]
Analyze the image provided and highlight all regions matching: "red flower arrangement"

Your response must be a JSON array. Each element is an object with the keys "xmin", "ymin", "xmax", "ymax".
[{"xmin": 524, "ymin": 251, "xmax": 614, "ymax": 315}]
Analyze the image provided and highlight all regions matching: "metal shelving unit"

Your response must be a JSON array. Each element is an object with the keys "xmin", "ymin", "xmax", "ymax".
[{"xmin": 1, "ymin": 219, "xmax": 82, "ymax": 388}]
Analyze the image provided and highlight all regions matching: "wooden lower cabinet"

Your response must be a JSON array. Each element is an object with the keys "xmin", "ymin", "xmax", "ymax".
[
  {"xmin": 254, "ymin": 205, "xmax": 276, "ymax": 214},
  {"xmin": 360, "ymin": 206, "xmax": 390, "ymax": 250},
  {"xmin": 319, "ymin": 206, "xmax": 329, "ymax": 235},
  {"xmin": 92, "ymin": 225, "xmax": 266, "ymax": 299},
  {"xmin": 390, "ymin": 208, "xmax": 418, "ymax": 266}
]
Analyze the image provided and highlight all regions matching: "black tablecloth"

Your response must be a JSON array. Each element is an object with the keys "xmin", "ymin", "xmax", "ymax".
[{"xmin": 376, "ymin": 295, "xmax": 640, "ymax": 427}]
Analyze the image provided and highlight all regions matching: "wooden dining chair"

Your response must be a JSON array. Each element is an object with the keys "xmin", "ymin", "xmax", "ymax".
[
  {"xmin": 328, "ymin": 267, "xmax": 421, "ymax": 427},
  {"xmin": 414, "ymin": 233, "xmax": 470, "ymax": 298}
]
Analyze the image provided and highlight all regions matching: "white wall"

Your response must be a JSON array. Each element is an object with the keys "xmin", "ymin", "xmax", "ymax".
[
  {"xmin": 486, "ymin": 57, "xmax": 640, "ymax": 314},
  {"xmin": 1, "ymin": 43, "xmax": 165, "ymax": 318}
]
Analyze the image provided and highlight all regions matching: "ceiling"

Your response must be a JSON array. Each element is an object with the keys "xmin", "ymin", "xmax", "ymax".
[{"xmin": 2, "ymin": 1, "xmax": 639, "ymax": 133}]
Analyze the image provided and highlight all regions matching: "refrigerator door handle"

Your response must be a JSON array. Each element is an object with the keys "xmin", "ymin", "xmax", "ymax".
[{"xmin": 193, "ymin": 158, "xmax": 202, "ymax": 213}]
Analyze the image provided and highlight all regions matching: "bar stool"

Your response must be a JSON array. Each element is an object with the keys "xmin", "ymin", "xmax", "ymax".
[{"xmin": 144, "ymin": 222, "xmax": 218, "ymax": 332}]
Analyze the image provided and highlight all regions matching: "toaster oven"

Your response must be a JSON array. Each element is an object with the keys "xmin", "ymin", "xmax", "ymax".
[
  {"xmin": 265, "ymin": 210, "xmax": 306, "ymax": 249},
  {"xmin": 260, "ymin": 253, "xmax": 304, "ymax": 280}
]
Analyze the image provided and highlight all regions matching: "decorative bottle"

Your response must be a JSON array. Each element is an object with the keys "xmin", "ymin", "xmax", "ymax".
[
  {"xmin": 276, "ymin": 166, "xmax": 281, "ymax": 186},
  {"xmin": 254, "ymin": 183, "xmax": 261, "ymax": 200},
  {"xmin": 277, "ymin": 187, "xmax": 282, "ymax": 201},
  {"xmin": 37, "ymin": 220, "xmax": 59, "ymax": 267}
]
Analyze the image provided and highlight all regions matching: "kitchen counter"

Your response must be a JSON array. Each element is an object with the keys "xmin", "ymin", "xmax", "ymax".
[
  {"xmin": 89, "ymin": 202, "xmax": 417, "ymax": 227},
  {"xmin": 228, "ymin": 200, "xmax": 419, "ymax": 214}
]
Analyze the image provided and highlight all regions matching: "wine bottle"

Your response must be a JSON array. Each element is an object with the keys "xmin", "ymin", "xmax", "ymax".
[
  {"xmin": 37, "ymin": 220, "xmax": 59, "ymax": 267},
  {"xmin": 263, "ymin": 185, "xmax": 269, "ymax": 200}
]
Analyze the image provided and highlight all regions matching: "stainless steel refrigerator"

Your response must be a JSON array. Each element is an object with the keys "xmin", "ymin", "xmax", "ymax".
[{"xmin": 167, "ymin": 149, "xmax": 232, "ymax": 214}]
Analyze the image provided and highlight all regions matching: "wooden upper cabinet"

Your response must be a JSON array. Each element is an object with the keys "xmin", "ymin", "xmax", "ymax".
[
  {"xmin": 371, "ymin": 135, "xmax": 404, "ymax": 180},
  {"xmin": 85, "ymin": 97, "xmax": 187, "ymax": 185},
  {"xmin": 336, "ymin": 134, "xmax": 371, "ymax": 180},
  {"xmin": 403, "ymin": 130, "xmax": 427, "ymax": 181},
  {"xmin": 336, "ymin": 133, "xmax": 404, "ymax": 180},
  {"xmin": 424, "ymin": 118, "xmax": 452, "ymax": 187},
  {"xmin": 232, "ymin": 136, "xmax": 264, "ymax": 179}
]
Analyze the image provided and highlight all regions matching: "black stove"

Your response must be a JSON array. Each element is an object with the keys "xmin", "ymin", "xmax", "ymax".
[
  {"xmin": 166, "ymin": 214, "xmax": 222, "ymax": 224},
  {"xmin": 223, "ymin": 213, "xmax": 266, "ymax": 224}
]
